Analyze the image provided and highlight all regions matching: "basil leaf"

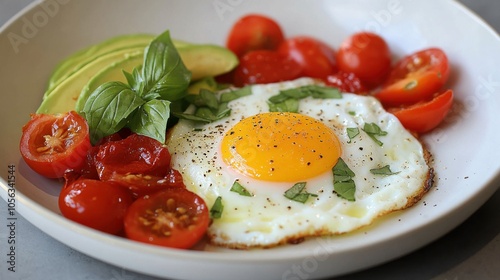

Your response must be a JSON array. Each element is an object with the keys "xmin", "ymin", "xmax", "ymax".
[
  {"xmin": 220, "ymin": 86, "xmax": 252, "ymax": 103},
  {"xmin": 333, "ymin": 158, "xmax": 355, "ymax": 178},
  {"xmin": 175, "ymin": 87, "xmax": 248, "ymax": 123},
  {"xmin": 281, "ymin": 87, "xmax": 311, "ymax": 99},
  {"xmin": 334, "ymin": 179, "xmax": 356, "ymax": 201},
  {"xmin": 210, "ymin": 196, "xmax": 224, "ymax": 219},
  {"xmin": 192, "ymin": 107, "xmax": 216, "ymax": 121},
  {"xmin": 284, "ymin": 182, "xmax": 317, "ymax": 203},
  {"xmin": 185, "ymin": 89, "xmax": 219, "ymax": 109},
  {"xmin": 346, "ymin": 127, "xmax": 360, "ymax": 143},
  {"xmin": 230, "ymin": 181, "xmax": 253, "ymax": 197},
  {"xmin": 308, "ymin": 86, "xmax": 342, "ymax": 99},
  {"xmin": 172, "ymin": 112, "xmax": 212, "ymax": 123},
  {"xmin": 82, "ymin": 81, "xmax": 145, "ymax": 144},
  {"xmin": 332, "ymin": 158, "xmax": 356, "ymax": 201},
  {"xmin": 334, "ymin": 175, "xmax": 352, "ymax": 183},
  {"xmin": 268, "ymin": 92, "xmax": 291, "ymax": 103},
  {"xmin": 282, "ymin": 85, "xmax": 342, "ymax": 99},
  {"xmin": 284, "ymin": 182, "xmax": 307, "ymax": 198},
  {"xmin": 128, "ymin": 99, "xmax": 171, "ymax": 143},
  {"xmin": 123, "ymin": 66, "xmax": 143, "ymax": 93},
  {"xmin": 268, "ymin": 85, "xmax": 342, "ymax": 113},
  {"xmin": 362, "ymin": 122, "xmax": 388, "ymax": 146},
  {"xmin": 141, "ymin": 30, "xmax": 191, "ymax": 101},
  {"xmin": 215, "ymin": 102, "xmax": 232, "ymax": 119},
  {"xmin": 268, "ymin": 98, "xmax": 300, "ymax": 113},
  {"xmin": 370, "ymin": 165, "xmax": 400, "ymax": 176}
]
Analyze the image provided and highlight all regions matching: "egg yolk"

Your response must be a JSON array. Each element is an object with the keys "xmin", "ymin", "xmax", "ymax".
[{"xmin": 221, "ymin": 112, "xmax": 341, "ymax": 182}]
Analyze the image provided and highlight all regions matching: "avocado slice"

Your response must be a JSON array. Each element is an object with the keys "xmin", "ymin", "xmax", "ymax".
[
  {"xmin": 38, "ymin": 44, "xmax": 238, "ymax": 114},
  {"xmin": 37, "ymin": 47, "xmax": 144, "ymax": 114},
  {"xmin": 187, "ymin": 77, "xmax": 220, "ymax": 94},
  {"xmin": 46, "ymin": 34, "xmax": 155, "ymax": 93},
  {"xmin": 74, "ymin": 53, "xmax": 144, "ymax": 112},
  {"xmin": 46, "ymin": 34, "xmax": 193, "ymax": 95},
  {"xmin": 179, "ymin": 44, "xmax": 238, "ymax": 81}
]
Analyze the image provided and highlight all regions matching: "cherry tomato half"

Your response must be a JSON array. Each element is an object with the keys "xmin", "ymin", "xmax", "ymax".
[
  {"xmin": 58, "ymin": 178, "xmax": 134, "ymax": 235},
  {"xmin": 20, "ymin": 111, "xmax": 92, "ymax": 178},
  {"xmin": 226, "ymin": 14, "xmax": 285, "ymax": 58},
  {"xmin": 95, "ymin": 133, "xmax": 183, "ymax": 196},
  {"xmin": 390, "ymin": 89, "xmax": 454, "ymax": 133},
  {"xmin": 233, "ymin": 50, "xmax": 301, "ymax": 87},
  {"xmin": 124, "ymin": 188, "xmax": 210, "ymax": 249},
  {"xmin": 336, "ymin": 32, "xmax": 391, "ymax": 88},
  {"xmin": 278, "ymin": 36, "xmax": 337, "ymax": 80},
  {"xmin": 325, "ymin": 71, "xmax": 368, "ymax": 94},
  {"xmin": 375, "ymin": 48, "xmax": 450, "ymax": 107}
]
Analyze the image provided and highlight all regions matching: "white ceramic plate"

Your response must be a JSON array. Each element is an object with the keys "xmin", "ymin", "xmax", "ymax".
[{"xmin": 1, "ymin": 0, "xmax": 500, "ymax": 279}]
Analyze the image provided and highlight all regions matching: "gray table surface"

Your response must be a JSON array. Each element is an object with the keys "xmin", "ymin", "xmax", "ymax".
[{"xmin": 1, "ymin": 0, "xmax": 499, "ymax": 279}]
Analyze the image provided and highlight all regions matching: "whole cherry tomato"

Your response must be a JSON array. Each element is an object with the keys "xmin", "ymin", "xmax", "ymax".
[
  {"xmin": 124, "ymin": 188, "xmax": 210, "ymax": 249},
  {"xmin": 336, "ymin": 32, "xmax": 391, "ymax": 88},
  {"xmin": 233, "ymin": 50, "xmax": 302, "ymax": 87},
  {"xmin": 20, "ymin": 111, "xmax": 91, "ymax": 178},
  {"xmin": 375, "ymin": 48, "xmax": 450, "ymax": 107},
  {"xmin": 278, "ymin": 36, "xmax": 337, "ymax": 80},
  {"xmin": 226, "ymin": 14, "xmax": 285, "ymax": 57},
  {"xmin": 59, "ymin": 178, "xmax": 134, "ymax": 235}
]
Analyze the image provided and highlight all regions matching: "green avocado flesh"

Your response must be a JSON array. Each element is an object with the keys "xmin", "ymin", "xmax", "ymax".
[
  {"xmin": 37, "ymin": 35, "xmax": 238, "ymax": 115},
  {"xmin": 37, "ymin": 47, "xmax": 144, "ymax": 114},
  {"xmin": 46, "ymin": 34, "xmax": 155, "ymax": 94}
]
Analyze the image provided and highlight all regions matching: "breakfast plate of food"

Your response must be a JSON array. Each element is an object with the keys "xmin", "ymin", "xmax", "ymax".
[{"xmin": 1, "ymin": 0, "xmax": 499, "ymax": 279}]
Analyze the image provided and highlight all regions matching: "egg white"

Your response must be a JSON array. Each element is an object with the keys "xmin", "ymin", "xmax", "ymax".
[{"xmin": 166, "ymin": 78, "xmax": 431, "ymax": 248}]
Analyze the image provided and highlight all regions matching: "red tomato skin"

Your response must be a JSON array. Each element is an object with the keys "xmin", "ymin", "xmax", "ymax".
[
  {"xmin": 124, "ymin": 188, "xmax": 209, "ymax": 249},
  {"xmin": 20, "ymin": 111, "xmax": 92, "ymax": 178},
  {"xmin": 278, "ymin": 36, "xmax": 337, "ymax": 80},
  {"xmin": 58, "ymin": 179, "xmax": 134, "ymax": 235},
  {"xmin": 226, "ymin": 14, "xmax": 285, "ymax": 57},
  {"xmin": 336, "ymin": 32, "xmax": 391, "ymax": 88},
  {"xmin": 233, "ymin": 50, "xmax": 302, "ymax": 87},
  {"xmin": 94, "ymin": 133, "xmax": 183, "ymax": 196},
  {"xmin": 325, "ymin": 71, "xmax": 368, "ymax": 94},
  {"xmin": 375, "ymin": 48, "xmax": 450, "ymax": 107},
  {"xmin": 390, "ymin": 89, "xmax": 454, "ymax": 133}
]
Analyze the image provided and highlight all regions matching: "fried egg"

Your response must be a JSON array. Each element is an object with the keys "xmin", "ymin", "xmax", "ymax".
[{"xmin": 166, "ymin": 78, "xmax": 433, "ymax": 249}]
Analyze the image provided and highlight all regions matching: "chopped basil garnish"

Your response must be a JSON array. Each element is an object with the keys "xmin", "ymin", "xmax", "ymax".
[
  {"xmin": 268, "ymin": 85, "xmax": 342, "ymax": 113},
  {"xmin": 348, "ymin": 111, "xmax": 356, "ymax": 116},
  {"xmin": 210, "ymin": 196, "xmax": 224, "ymax": 219},
  {"xmin": 362, "ymin": 122, "xmax": 388, "ymax": 146},
  {"xmin": 346, "ymin": 127, "xmax": 360, "ymax": 143},
  {"xmin": 268, "ymin": 98, "xmax": 299, "ymax": 113},
  {"xmin": 230, "ymin": 180, "xmax": 253, "ymax": 197},
  {"xmin": 173, "ymin": 87, "xmax": 251, "ymax": 123},
  {"xmin": 370, "ymin": 165, "xmax": 400, "ymax": 176},
  {"xmin": 284, "ymin": 182, "xmax": 318, "ymax": 203},
  {"xmin": 220, "ymin": 86, "xmax": 252, "ymax": 103},
  {"xmin": 332, "ymin": 158, "xmax": 356, "ymax": 201}
]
